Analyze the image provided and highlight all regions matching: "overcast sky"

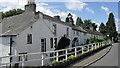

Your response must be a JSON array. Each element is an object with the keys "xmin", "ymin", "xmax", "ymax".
[{"xmin": 0, "ymin": 0, "xmax": 119, "ymax": 32}]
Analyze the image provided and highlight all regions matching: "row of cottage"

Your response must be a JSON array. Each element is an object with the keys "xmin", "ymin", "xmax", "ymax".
[{"xmin": 0, "ymin": 1, "xmax": 103, "ymax": 65}]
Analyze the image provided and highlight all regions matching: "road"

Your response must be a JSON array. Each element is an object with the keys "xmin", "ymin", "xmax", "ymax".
[{"xmin": 90, "ymin": 43, "xmax": 119, "ymax": 66}]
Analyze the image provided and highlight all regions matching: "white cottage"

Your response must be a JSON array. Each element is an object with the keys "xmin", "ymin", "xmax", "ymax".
[{"xmin": 0, "ymin": 1, "xmax": 104, "ymax": 66}]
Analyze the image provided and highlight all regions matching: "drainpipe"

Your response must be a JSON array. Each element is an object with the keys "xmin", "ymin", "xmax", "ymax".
[{"xmin": 10, "ymin": 36, "xmax": 13, "ymax": 68}]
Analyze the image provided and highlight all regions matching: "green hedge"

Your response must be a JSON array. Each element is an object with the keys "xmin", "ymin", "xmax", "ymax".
[{"xmin": 90, "ymin": 37, "xmax": 109, "ymax": 43}]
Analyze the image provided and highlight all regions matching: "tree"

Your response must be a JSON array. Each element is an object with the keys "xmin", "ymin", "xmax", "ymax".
[
  {"xmin": 56, "ymin": 36, "xmax": 70, "ymax": 50},
  {"xmin": 106, "ymin": 13, "xmax": 118, "ymax": 40},
  {"xmin": 91, "ymin": 23, "xmax": 97, "ymax": 31},
  {"xmin": 99, "ymin": 23, "xmax": 106, "ymax": 35},
  {"xmin": 1, "ymin": 9, "xmax": 24, "ymax": 19},
  {"xmin": 83, "ymin": 19, "xmax": 92, "ymax": 29},
  {"xmin": 65, "ymin": 13, "xmax": 75, "ymax": 26},
  {"xmin": 76, "ymin": 17, "xmax": 83, "ymax": 26}
]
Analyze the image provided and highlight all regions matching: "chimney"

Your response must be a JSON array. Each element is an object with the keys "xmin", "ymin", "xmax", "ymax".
[
  {"xmin": 25, "ymin": 0, "xmax": 36, "ymax": 12},
  {"xmin": 54, "ymin": 16, "xmax": 61, "ymax": 21}
]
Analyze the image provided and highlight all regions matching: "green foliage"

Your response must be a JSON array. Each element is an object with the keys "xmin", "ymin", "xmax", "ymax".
[
  {"xmin": 51, "ymin": 61, "xmax": 58, "ymax": 65},
  {"xmin": 91, "ymin": 23, "xmax": 97, "ymax": 31},
  {"xmin": 76, "ymin": 17, "xmax": 83, "ymax": 26},
  {"xmin": 1, "ymin": 9, "xmax": 24, "ymax": 19},
  {"xmin": 103, "ymin": 36, "xmax": 109, "ymax": 41},
  {"xmin": 106, "ymin": 13, "xmax": 118, "ymax": 40},
  {"xmin": 118, "ymin": 33, "xmax": 120, "ymax": 37},
  {"xmin": 90, "ymin": 37, "xmax": 97, "ymax": 43},
  {"xmin": 65, "ymin": 13, "xmax": 74, "ymax": 26},
  {"xmin": 83, "ymin": 19, "xmax": 92, "ymax": 29},
  {"xmin": 90, "ymin": 37, "xmax": 105, "ymax": 43},
  {"xmin": 99, "ymin": 22, "xmax": 106, "ymax": 35},
  {"xmin": 60, "ymin": 58, "xmax": 66, "ymax": 62},
  {"xmin": 56, "ymin": 36, "xmax": 70, "ymax": 50},
  {"xmin": 67, "ymin": 55, "xmax": 76, "ymax": 60},
  {"xmin": 82, "ymin": 19, "xmax": 97, "ymax": 30}
]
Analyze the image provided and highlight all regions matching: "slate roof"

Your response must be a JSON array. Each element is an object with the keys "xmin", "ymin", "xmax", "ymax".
[
  {"xmin": 0, "ymin": 11, "xmax": 37, "ymax": 36},
  {"xmin": 72, "ymin": 26, "xmax": 87, "ymax": 33},
  {"xmin": 85, "ymin": 29, "xmax": 103, "ymax": 36},
  {"xmin": 0, "ymin": 11, "xmax": 102, "ymax": 37}
]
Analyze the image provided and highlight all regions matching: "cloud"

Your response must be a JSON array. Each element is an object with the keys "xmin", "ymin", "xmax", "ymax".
[
  {"xmin": 0, "ymin": 0, "xmax": 27, "ymax": 12},
  {"xmin": 101, "ymin": 6, "xmax": 111, "ymax": 15},
  {"xmin": 85, "ymin": 7, "xmax": 94, "ymax": 14},
  {"xmin": 39, "ymin": 3, "xmax": 48, "ymax": 6},
  {"xmin": 0, "ymin": 0, "xmax": 77, "ymax": 22},
  {"xmin": 65, "ymin": 0, "xmax": 87, "ymax": 11},
  {"xmin": 36, "ymin": 4, "xmax": 77, "ymax": 21}
]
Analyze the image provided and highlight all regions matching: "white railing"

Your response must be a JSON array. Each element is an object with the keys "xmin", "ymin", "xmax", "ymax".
[{"xmin": 0, "ymin": 40, "xmax": 111, "ymax": 67}]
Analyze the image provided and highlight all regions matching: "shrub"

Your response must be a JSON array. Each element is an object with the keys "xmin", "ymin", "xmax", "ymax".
[
  {"xmin": 90, "ymin": 37, "xmax": 107, "ymax": 43},
  {"xmin": 67, "ymin": 55, "xmax": 76, "ymax": 60},
  {"xmin": 97, "ymin": 38, "xmax": 104, "ymax": 42},
  {"xmin": 60, "ymin": 58, "xmax": 66, "ymax": 63},
  {"xmin": 52, "ymin": 61, "xmax": 58, "ymax": 65}
]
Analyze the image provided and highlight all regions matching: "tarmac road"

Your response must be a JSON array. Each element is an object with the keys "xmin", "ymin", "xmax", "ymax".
[{"xmin": 90, "ymin": 43, "xmax": 119, "ymax": 66}]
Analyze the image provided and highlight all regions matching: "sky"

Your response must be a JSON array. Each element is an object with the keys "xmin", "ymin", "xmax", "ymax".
[{"xmin": 0, "ymin": 0, "xmax": 119, "ymax": 32}]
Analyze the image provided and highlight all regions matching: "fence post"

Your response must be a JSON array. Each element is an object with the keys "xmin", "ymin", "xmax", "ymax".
[
  {"xmin": 102, "ymin": 42, "xmax": 103, "ymax": 46},
  {"xmin": 56, "ymin": 51, "xmax": 59, "ymax": 62},
  {"xmin": 21, "ymin": 55, "xmax": 25, "ymax": 66},
  {"xmin": 97, "ymin": 43, "xmax": 100, "ymax": 48},
  {"xmin": 100, "ymin": 42, "xmax": 102, "ymax": 46},
  {"xmin": 41, "ymin": 53, "xmax": 44, "ymax": 66},
  {"xmin": 95, "ymin": 44, "xmax": 96, "ymax": 49},
  {"xmin": 75, "ymin": 47, "xmax": 77, "ymax": 57},
  {"xmin": 87, "ymin": 45, "xmax": 89, "ymax": 52},
  {"xmin": 91, "ymin": 44, "xmax": 93, "ymax": 50},
  {"xmin": 82, "ymin": 47, "xmax": 84, "ymax": 54},
  {"xmin": 65, "ymin": 49, "xmax": 67, "ymax": 60}
]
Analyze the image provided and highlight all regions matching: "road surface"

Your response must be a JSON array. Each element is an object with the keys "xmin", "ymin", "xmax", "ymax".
[{"xmin": 90, "ymin": 43, "xmax": 119, "ymax": 66}]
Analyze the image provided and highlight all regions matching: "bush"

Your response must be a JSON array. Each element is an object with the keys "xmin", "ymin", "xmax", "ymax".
[
  {"xmin": 52, "ymin": 61, "xmax": 58, "ymax": 65},
  {"xmin": 90, "ymin": 37, "xmax": 106, "ymax": 43},
  {"xmin": 60, "ymin": 58, "xmax": 66, "ymax": 63},
  {"xmin": 67, "ymin": 55, "xmax": 76, "ymax": 60},
  {"xmin": 97, "ymin": 38, "xmax": 104, "ymax": 42}
]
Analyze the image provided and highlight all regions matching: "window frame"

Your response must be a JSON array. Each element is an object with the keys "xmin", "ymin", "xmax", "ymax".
[{"xmin": 27, "ymin": 34, "xmax": 32, "ymax": 44}]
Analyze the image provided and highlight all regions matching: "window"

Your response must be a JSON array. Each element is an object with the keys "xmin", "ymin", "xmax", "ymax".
[
  {"xmin": 66, "ymin": 27, "xmax": 69, "ymax": 36},
  {"xmin": 27, "ymin": 34, "xmax": 32, "ymax": 44},
  {"xmin": 50, "ymin": 38, "xmax": 53, "ymax": 48},
  {"xmin": 41, "ymin": 38, "xmax": 46, "ymax": 52},
  {"xmin": 53, "ymin": 24, "xmax": 57, "ymax": 35}
]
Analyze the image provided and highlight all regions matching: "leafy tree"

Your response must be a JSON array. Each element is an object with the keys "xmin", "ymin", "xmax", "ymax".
[
  {"xmin": 91, "ymin": 23, "xmax": 97, "ymax": 31},
  {"xmin": 99, "ymin": 22, "xmax": 106, "ymax": 35},
  {"xmin": 83, "ymin": 19, "xmax": 92, "ymax": 29},
  {"xmin": 118, "ymin": 33, "xmax": 120, "ymax": 37},
  {"xmin": 55, "ymin": 36, "xmax": 70, "ymax": 50},
  {"xmin": 76, "ymin": 17, "xmax": 83, "ymax": 26},
  {"xmin": 0, "ymin": 12, "xmax": 2, "ymax": 19},
  {"xmin": 106, "ymin": 13, "xmax": 118, "ymax": 40},
  {"xmin": 65, "ymin": 13, "xmax": 74, "ymax": 26},
  {"xmin": 1, "ymin": 9, "xmax": 24, "ymax": 19}
]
